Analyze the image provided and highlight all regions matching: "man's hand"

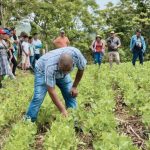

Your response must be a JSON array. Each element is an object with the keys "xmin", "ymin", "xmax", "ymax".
[
  {"xmin": 61, "ymin": 109, "xmax": 68, "ymax": 117},
  {"xmin": 114, "ymin": 46, "xmax": 118, "ymax": 49},
  {"xmin": 47, "ymin": 86, "xmax": 68, "ymax": 117},
  {"xmin": 9, "ymin": 57, "xmax": 12, "ymax": 63},
  {"xmin": 70, "ymin": 87, "xmax": 78, "ymax": 97}
]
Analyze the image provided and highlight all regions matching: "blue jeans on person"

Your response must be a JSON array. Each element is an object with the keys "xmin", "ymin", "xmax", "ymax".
[
  {"xmin": 132, "ymin": 50, "xmax": 144, "ymax": 66},
  {"xmin": 26, "ymin": 67, "xmax": 77, "ymax": 122},
  {"xmin": 94, "ymin": 52, "xmax": 103, "ymax": 65},
  {"xmin": 30, "ymin": 56, "xmax": 35, "ymax": 68}
]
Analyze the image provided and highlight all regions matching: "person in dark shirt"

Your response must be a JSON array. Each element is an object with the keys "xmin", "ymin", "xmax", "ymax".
[{"xmin": 107, "ymin": 31, "xmax": 121, "ymax": 69}]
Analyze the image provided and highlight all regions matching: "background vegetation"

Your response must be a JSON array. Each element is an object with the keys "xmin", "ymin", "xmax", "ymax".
[{"xmin": 0, "ymin": 0, "xmax": 150, "ymax": 61}]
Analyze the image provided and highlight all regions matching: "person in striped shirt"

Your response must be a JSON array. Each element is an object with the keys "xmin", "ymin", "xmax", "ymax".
[{"xmin": 25, "ymin": 46, "xmax": 87, "ymax": 122}]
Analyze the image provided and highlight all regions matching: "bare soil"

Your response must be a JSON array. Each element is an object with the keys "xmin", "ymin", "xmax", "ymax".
[
  {"xmin": 77, "ymin": 132, "xmax": 93, "ymax": 150},
  {"xmin": 34, "ymin": 122, "xmax": 50, "ymax": 150},
  {"xmin": 0, "ymin": 125, "xmax": 11, "ymax": 149},
  {"xmin": 114, "ymin": 87, "xmax": 149, "ymax": 150}
]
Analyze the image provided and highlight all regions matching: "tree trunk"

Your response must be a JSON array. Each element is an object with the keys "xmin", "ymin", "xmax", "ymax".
[{"xmin": 0, "ymin": 0, "xmax": 5, "ymax": 27}]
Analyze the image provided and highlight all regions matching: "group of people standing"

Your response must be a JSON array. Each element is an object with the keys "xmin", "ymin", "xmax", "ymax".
[
  {"xmin": 0, "ymin": 28, "xmax": 18, "ymax": 88},
  {"xmin": 91, "ymin": 29, "xmax": 146, "ymax": 68},
  {"xmin": 20, "ymin": 33, "xmax": 42, "ymax": 71},
  {"xmin": 0, "ymin": 27, "xmax": 148, "ymax": 122},
  {"xmin": 0, "ymin": 28, "xmax": 74, "ymax": 89},
  {"xmin": 24, "ymin": 28, "xmax": 147, "ymax": 122},
  {"xmin": 24, "ymin": 28, "xmax": 146, "ymax": 122},
  {"xmin": 0, "ymin": 27, "xmax": 43, "ymax": 88}
]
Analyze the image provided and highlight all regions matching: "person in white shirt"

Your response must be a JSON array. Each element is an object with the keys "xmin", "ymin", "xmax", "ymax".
[
  {"xmin": 22, "ymin": 35, "xmax": 30, "ymax": 71},
  {"xmin": 32, "ymin": 33, "xmax": 42, "ymax": 61},
  {"xmin": 28, "ymin": 36, "xmax": 35, "ymax": 69}
]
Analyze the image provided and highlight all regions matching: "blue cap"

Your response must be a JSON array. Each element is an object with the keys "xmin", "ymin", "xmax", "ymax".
[{"xmin": 4, "ymin": 29, "xmax": 11, "ymax": 35}]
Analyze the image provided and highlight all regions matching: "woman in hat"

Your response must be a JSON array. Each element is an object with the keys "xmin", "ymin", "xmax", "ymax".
[
  {"xmin": 0, "ymin": 29, "xmax": 12, "ymax": 88},
  {"xmin": 91, "ymin": 35, "xmax": 105, "ymax": 67},
  {"xmin": 3, "ymin": 29, "xmax": 17, "ymax": 76}
]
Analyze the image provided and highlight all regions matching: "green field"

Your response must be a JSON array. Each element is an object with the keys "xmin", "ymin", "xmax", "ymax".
[{"xmin": 0, "ymin": 62, "xmax": 150, "ymax": 150}]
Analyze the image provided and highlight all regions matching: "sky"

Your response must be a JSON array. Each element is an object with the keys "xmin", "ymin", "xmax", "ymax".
[{"xmin": 96, "ymin": 0, "xmax": 120, "ymax": 9}]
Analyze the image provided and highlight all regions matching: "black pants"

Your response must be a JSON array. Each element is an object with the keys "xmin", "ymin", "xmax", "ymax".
[
  {"xmin": 132, "ymin": 50, "xmax": 143, "ymax": 66},
  {"xmin": 11, "ymin": 56, "xmax": 17, "ymax": 75},
  {"xmin": 35, "ymin": 54, "xmax": 40, "ymax": 60}
]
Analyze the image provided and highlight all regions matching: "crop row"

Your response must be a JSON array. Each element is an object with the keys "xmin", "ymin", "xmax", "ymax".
[{"xmin": 1, "ymin": 64, "xmax": 149, "ymax": 149}]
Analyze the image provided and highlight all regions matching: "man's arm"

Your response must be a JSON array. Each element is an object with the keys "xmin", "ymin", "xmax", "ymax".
[
  {"xmin": 117, "ymin": 38, "xmax": 121, "ymax": 48},
  {"xmin": 35, "ymin": 44, "xmax": 42, "ymax": 49},
  {"xmin": 34, "ymin": 40, "xmax": 42, "ymax": 49},
  {"xmin": 66, "ymin": 37, "xmax": 70, "ymax": 46},
  {"xmin": 113, "ymin": 38, "xmax": 121, "ymax": 50},
  {"xmin": 130, "ymin": 36, "xmax": 133, "ymax": 51},
  {"xmin": 71, "ymin": 69, "xmax": 84, "ymax": 97},
  {"xmin": 53, "ymin": 37, "xmax": 59, "ymax": 47},
  {"xmin": 142, "ymin": 37, "xmax": 146, "ymax": 53},
  {"xmin": 73, "ymin": 69, "xmax": 84, "ymax": 88},
  {"xmin": 47, "ymin": 86, "xmax": 68, "ymax": 117}
]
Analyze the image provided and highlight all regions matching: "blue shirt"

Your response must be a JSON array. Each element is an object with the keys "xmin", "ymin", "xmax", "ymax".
[
  {"xmin": 35, "ymin": 47, "xmax": 87, "ymax": 87},
  {"xmin": 130, "ymin": 35, "xmax": 146, "ymax": 52}
]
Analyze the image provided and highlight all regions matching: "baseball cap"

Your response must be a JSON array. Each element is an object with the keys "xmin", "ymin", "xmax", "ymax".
[
  {"xmin": 110, "ymin": 31, "xmax": 115, "ymax": 34},
  {"xmin": 0, "ymin": 29, "xmax": 6, "ymax": 34},
  {"xmin": 4, "ymin": 29, "xmax": 11, "ymax": 35},
  {"xmin": 136, "ymin": 29, "xmax": 141, "ymax": 33},
  {"xmin": 60, "ymin": 30, "xmax": 65, "ymax": 33},
  {"xmin": 96, "ymin": 35, "xmax": 102, "ymax": 38}
]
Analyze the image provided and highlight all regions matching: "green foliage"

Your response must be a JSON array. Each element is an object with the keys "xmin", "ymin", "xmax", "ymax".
[
  {"xmin": 1, "ymin": 0, "xmax": 150, "ymax": 61},
  {"xmin": 1, "ymin": 61, "xmax": 150, "ymax": 149},
  {"xmin": 0, "ymin": 72, "xmax": 33, "ymax": 130},
  {"xmin": 44, "ymin": 115, "xmax": 78, "ymax": 150},
  {"xmin": 4, "ymin": 121, "xmax": 37, "ymax": 150},
  {"xmin": 93, "ymin": 131, "xmax": 137, "ymax": 150},
  {"xmin": 109, "ymin": 62, "xmax": 150, "ymax": 126}
]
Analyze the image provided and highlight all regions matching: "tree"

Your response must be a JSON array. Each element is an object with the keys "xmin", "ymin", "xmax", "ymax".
[{"xmin": 1, "ymin": 0, "xmax": 150, "ymax": 61}]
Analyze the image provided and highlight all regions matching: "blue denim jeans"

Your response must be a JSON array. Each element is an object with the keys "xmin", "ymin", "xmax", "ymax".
[
  {"xmin": 26, "ymin": 68, "xmax": 77, "ymax": 122},
  {"xmin": 94, "ymin": 52, "xmax": 103, "ymax": 65},
  {"xmin": 30, "ymin": 56, "xmax": 35, "ymax": 68},
  {"xmin": 132, "ymin": 50, "xmax": 144, "ymax": 66}
]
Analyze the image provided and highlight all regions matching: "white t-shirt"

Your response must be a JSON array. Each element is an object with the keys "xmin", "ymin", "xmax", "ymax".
[
  {"xmin": 29, "ymin": 44, "xmax": 35, "ymax": 56},
  {"xmin": 22, "ymin": 41, "xmax": 30, "ymax": 54},
  {"xmin": 32, "ymin": 39, "xmax": 42, "ymax": 54},
  {"xmin": 136, "ymin": 38, "xmax": 142, "ymax": 48}
]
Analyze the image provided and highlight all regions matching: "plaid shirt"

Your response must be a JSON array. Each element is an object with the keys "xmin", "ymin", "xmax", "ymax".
[{"xmin": 35, "ymin": 47, "xmax": 87, "ymax": 87}]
